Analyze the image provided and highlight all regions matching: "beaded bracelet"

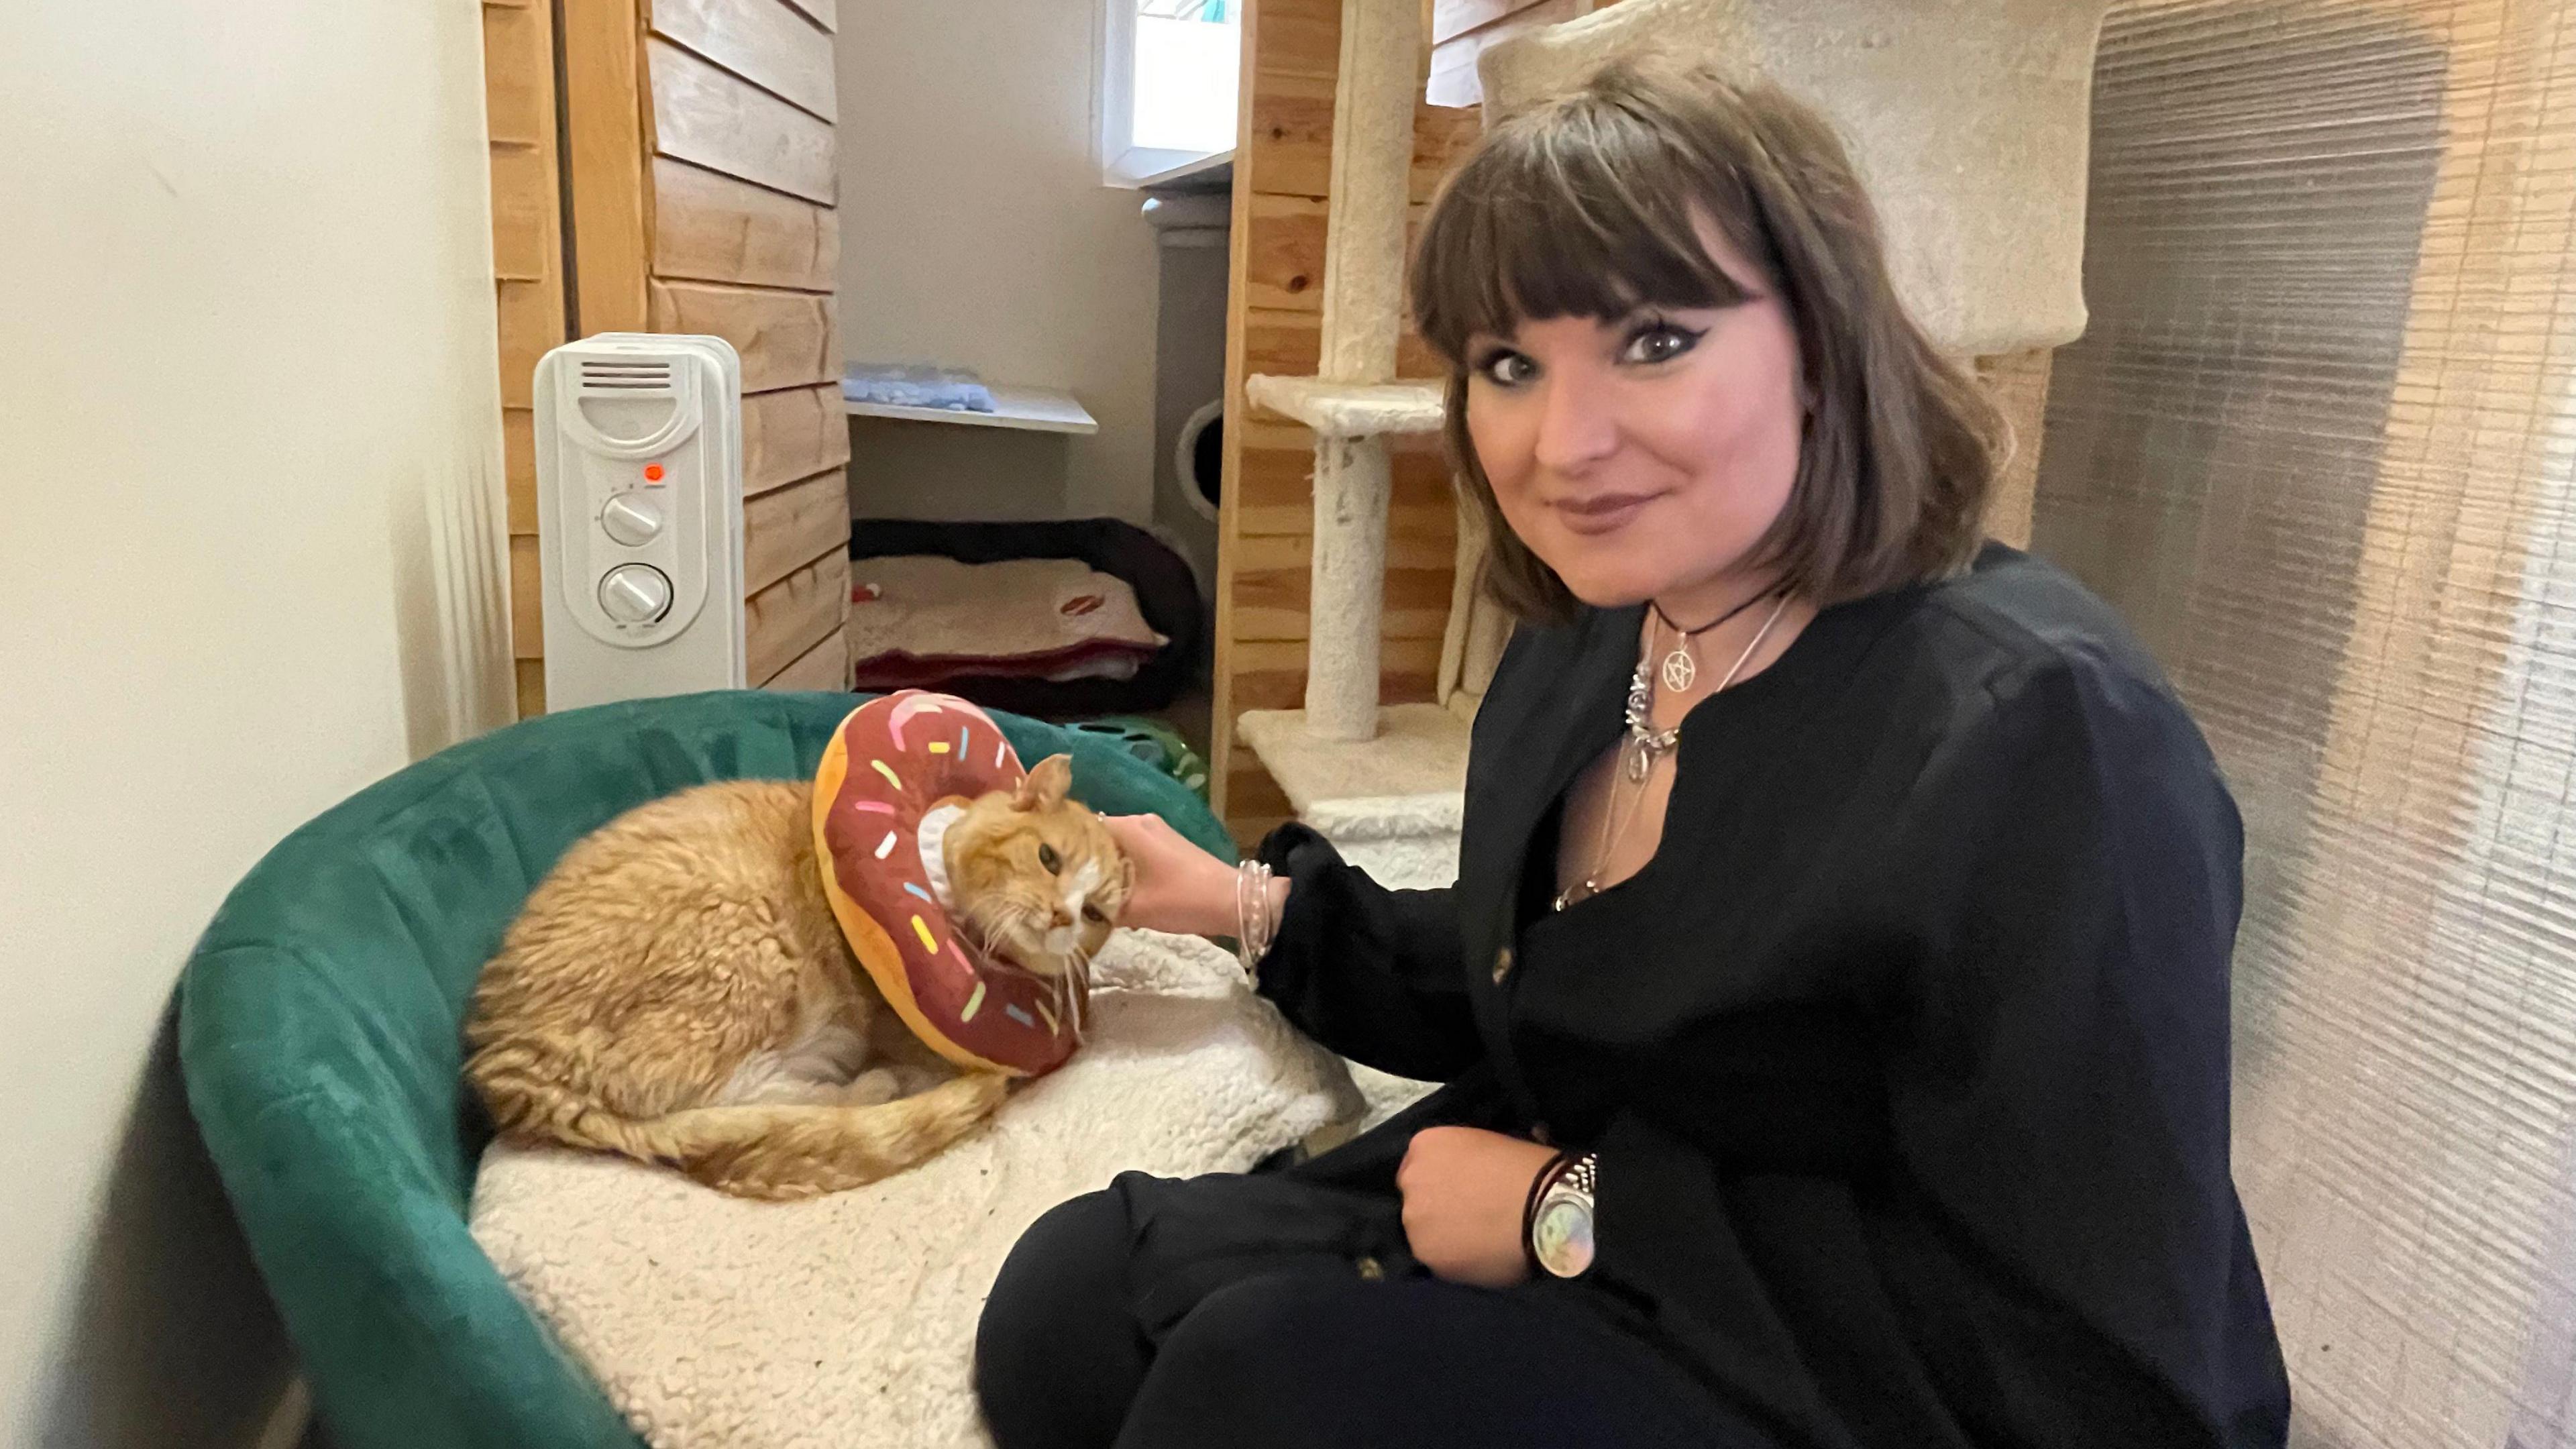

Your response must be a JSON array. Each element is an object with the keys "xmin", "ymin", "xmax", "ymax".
[{"xmin": 1233, "ymin": 857, "xmax": 1279, "ymax": 981}]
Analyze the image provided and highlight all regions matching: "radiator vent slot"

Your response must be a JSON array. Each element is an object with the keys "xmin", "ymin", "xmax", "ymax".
[{"xmin": 578, "ymin": 360, "xmax": 674, "ymax": 392}]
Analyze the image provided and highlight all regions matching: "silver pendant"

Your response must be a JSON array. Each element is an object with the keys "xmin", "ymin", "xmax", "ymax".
[
  {"xmin": 1660, "ymin": 647, "xmax": 1697, "ymax": 694},
  {"xmin": 1625, "ymin": 743, "xmax": 1653, "ymax": 783}
]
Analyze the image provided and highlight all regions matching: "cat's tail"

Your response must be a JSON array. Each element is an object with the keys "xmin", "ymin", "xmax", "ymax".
[
  {"xmin": 485, "ymin": 1068, "xmax": 1010, "ymax": 1200},
  {"xmin": 617, "ymin": 1074, "xmax": 1010, "ymax": 1199}
]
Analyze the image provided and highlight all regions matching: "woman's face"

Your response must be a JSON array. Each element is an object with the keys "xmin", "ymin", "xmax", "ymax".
[{"xmin": 1462, "ymin": 229, "xmax": 1805, "ymax": 610}]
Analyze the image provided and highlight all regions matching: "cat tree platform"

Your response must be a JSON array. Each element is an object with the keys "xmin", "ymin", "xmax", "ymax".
[
  {"xmin": 1237, "ymin": 703, "xmax": 1471, "ymax": 890},
  {"xmin": 1242, "ymin": 377, "xmax": 1444, "ymax": 439}
]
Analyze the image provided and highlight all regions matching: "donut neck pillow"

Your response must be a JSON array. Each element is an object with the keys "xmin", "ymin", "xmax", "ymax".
[{"xmin": 810, "ymin": 691, "xmax": 1097, "ymax": 1077}]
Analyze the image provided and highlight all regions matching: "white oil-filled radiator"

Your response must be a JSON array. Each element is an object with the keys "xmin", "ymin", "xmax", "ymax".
[{"xmin": 532, "ymin": 333, "xmax": 745, "ymax": 710}]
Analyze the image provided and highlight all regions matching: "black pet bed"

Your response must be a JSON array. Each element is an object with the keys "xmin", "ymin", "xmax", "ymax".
[{"xmin": 846, "ymin": 517, "xmax": 1203, "ymax": 718}]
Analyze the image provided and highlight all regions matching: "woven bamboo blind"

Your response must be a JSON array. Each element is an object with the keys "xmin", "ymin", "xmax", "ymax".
[{"xmin": 2032, "ymin": 2, "xmax": 2576, "ymax": 1441}]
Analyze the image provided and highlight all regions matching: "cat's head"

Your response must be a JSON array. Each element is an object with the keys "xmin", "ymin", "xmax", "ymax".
[{"xmin": 943, "ymin": 754, "xmax": 1131, "ymax": 975}]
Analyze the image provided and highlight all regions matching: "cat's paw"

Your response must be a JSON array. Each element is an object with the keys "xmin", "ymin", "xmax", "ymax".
[
  {"xmin": 890, "ymin": 1065, "xmax": 949, "ymax": 1098},
  {"xmin": 842, "ymin": 1067, "xmax": 904, "ymax": 1106}
]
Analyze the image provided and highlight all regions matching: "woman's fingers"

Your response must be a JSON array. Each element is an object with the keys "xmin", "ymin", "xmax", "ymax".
[
  {"xmin": 1103, "ymin": 814, "xmax": 1234, "ymax": 937},
  {"xmin": 1395, "ymin": 1127, "xmax": 1550, "ymax": 1287}
]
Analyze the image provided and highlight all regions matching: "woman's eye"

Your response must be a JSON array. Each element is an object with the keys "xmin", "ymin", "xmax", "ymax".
[
  {"xmin": 1476, "ymin": 350, "xmax": 1537, "ymax": 387},
  {"xmin": 1038, "ymin": 844, "xmax": 1061, "ymax": 873},
  {"xmin": 1623, "ymin": 322, "xmax": 1704, "ymax": 366}
]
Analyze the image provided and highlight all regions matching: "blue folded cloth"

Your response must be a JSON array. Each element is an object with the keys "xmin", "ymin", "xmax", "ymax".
[{"xmin": 842, "ymin": 364, "xmax": 998, "ymax": 413}]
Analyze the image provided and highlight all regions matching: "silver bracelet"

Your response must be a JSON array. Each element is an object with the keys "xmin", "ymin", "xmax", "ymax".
[{"xmin": 1233, "ymin": 858, "xmax": 1279, "ymax": 981}]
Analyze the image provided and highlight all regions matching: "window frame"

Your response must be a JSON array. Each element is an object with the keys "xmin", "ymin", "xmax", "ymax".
[{"xmin": 1097, "ymin": 0, "xmax": 1237, "ymax": 189}]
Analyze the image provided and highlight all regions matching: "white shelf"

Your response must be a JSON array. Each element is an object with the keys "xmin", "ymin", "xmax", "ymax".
[
  {"xmin": 843, "ymin": 384, "xmax": 1097, "ymax": 436},
  {"xmin": 1133, "ymin": 148, "xmax": 1235, "ymax": 191}
]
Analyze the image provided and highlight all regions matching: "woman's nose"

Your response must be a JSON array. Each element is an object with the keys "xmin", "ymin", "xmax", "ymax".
[{"xmin": 1530, "ymin": 368, "xmax": 1619, "ymax": 474}]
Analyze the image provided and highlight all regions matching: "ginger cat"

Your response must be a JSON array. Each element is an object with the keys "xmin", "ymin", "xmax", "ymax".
[{"xmin": 464, "ymin": 755, "xmax": 1128, "ymax": 1200}]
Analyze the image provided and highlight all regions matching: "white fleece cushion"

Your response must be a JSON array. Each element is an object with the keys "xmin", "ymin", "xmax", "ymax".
[
  {"xmin": 847, "ymin": 555, "xmax": 1166, "ymax": 663},
  {"xmin": 470, "ymin": 930, "xmax": 1364, "ymax": 1449}
]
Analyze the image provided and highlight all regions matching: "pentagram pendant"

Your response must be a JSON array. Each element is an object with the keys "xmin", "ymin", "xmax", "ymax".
[{"xmin": 1660, "ymin": 647, "xmax": 1697, "ymax": 694}]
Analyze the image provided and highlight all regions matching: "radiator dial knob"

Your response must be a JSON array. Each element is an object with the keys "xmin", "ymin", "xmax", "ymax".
[
  {"xmin": 600, "ymin": 492, "xmax": 664, "ymax": 547},
  {"xmin": 598, "ymin": 564, "xmax": 673, "ymax": 624}
]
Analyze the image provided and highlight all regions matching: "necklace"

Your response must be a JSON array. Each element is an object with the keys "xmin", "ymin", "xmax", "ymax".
[
  {"xmin": 1650, "ymin": 588, "xmax": 1776, "ymax": 693},
  {"xmin": 1554, "ymin": 592, "xmax": 1792, "ymax": 912}
]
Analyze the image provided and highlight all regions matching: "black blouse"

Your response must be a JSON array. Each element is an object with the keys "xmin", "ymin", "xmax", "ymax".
[{"xmin": 1252, "ymin": 543, "xmax": 2292, "ymax": 1449}]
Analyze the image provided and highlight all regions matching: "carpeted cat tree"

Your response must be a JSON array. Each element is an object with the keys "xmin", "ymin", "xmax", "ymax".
[{"xmin": 1235, "ymin": 0, "xmax": 2114, "ymax": 892}]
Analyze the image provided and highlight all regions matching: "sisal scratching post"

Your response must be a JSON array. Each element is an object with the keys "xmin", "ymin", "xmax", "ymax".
[
  {"xmin": 1305, "ymin": 437, "xmax": 1393, "ymax": 739},
  {"xmin": 1298, "ymin": 0, "xmax": 1424, "ymax": 742}
]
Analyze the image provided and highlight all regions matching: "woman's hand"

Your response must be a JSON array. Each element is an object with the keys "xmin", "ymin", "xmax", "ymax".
[
  {"xmin": 1397, "ymin": 1126, "xmax": 1561, "ymax": 1288},
  {"xmin": 1103, "ymin": 814, "xmax": 1243, "ymax": 938}
]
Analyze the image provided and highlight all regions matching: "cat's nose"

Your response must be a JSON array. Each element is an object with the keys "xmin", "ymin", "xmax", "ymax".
[{"xmin": 1050, "ymin": 907, "xmax": 1074, "ymax": 928}]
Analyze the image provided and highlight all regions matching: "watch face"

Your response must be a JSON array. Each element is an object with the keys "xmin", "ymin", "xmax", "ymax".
[{"xmin": 1533, "ymin": 1193, "xmax": 1595, "ymax": 1278}]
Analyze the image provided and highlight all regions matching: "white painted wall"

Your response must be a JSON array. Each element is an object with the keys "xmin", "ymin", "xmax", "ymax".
[
  {"xmin": 835, "ymin": 0, "xmax": 1163, "ymax": 525},
  {"xmin": 0, "ymin": 0, "xmax": 508, "ymax": 1441}
]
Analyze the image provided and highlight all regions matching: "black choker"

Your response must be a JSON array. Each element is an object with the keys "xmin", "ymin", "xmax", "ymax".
[{"xmin": 1650, "ymin": 586, "xmax": 1780, "ymax": 639}]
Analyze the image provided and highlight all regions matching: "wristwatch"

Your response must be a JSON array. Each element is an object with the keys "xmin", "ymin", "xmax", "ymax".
[{"xmin": 1525, "ymin": 1151, "xmax": 1598, "ymax": 1279}]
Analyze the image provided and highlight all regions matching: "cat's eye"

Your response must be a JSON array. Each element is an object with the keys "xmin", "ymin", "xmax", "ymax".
[
  {"xmin": 1038, "ymin": 844, "xmax": 1061, "ymax": 873},
  {"xmin": 1082, "ymin": 904, "xmax": 1106, "ymax": 923}
]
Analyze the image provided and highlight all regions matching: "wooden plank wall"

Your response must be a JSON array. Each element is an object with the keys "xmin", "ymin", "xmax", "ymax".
[
  {"xmin": 482, "ymin": 0, "xmax": 571, "ymax": 718},
  {"xmin": 635, "ymin": 0, "xmax": 852, "ymax": 697},
  {"xmin": 1212, "ymin": 0, "xmax": 1484, "ymax": 845},
  {"xmin": 502, "ymin": 0, "xmax": 852, "ymax": 715}
]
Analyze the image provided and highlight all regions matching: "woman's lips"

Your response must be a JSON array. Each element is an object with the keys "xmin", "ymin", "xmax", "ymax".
[{"xmin": 1554, "ymin": 491, "xmax": 1658, "ymax": 536}]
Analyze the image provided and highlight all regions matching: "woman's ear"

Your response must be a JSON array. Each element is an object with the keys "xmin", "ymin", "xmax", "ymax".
[{"xmin": 1014, "ymin": 754, "xmax": 1073, "ymax": 811}]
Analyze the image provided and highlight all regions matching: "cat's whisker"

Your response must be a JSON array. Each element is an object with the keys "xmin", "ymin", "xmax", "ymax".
[
  {"xmin": 1068, "ymin": 946, "xmax": 1096, "ymax": 1039},
  {"xmin": 969, "ymin": 910, "xmax": 1025, "ymax": 965}
]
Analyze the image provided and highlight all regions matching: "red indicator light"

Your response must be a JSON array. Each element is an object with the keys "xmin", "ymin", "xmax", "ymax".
[{"xmin": 643, "ymin": 463, "xmax": 665, "ymax": 482}]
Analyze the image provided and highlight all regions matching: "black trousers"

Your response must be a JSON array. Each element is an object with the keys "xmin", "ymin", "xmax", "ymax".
[{"xmin": 975, "ymin": 1171, "xmax": 1764, "ymax": 1449}]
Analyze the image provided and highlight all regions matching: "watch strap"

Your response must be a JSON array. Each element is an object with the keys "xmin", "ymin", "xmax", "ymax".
[
  {"xmin": 1522, "ymin": 1149, "xmax": 1598, "ymax": 1276},
  {"xmin": 1521, "ymin": 1150, "xmax": 1572, "ymax": 1273}
]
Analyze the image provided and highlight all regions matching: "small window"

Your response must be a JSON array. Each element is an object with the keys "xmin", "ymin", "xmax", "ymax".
[{"xmin": 1100, "ymin": 0, "xmax": 1241, "ymax": 188}]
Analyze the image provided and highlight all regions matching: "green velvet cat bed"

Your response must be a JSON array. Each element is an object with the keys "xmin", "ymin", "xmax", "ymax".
[{"xmin": 176, "ymin": 690, "xmax": 1233, "ymax": 1449}]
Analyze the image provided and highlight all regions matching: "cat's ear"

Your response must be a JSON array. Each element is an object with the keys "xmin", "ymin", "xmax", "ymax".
[{"xmin": 1014, "ymin": 754, "xmax": 1073, "ymax": 811}]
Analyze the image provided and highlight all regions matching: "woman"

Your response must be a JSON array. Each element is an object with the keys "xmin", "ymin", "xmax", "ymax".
[{"xmin": 976, "ymin": 60, "xmax": 2290, "ymax": 1449}]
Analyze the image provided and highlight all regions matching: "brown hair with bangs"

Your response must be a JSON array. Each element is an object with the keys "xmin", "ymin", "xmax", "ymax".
[{"xmin": 1409, "ymin": 59, "xmax": 2002, "ymax": 623}]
